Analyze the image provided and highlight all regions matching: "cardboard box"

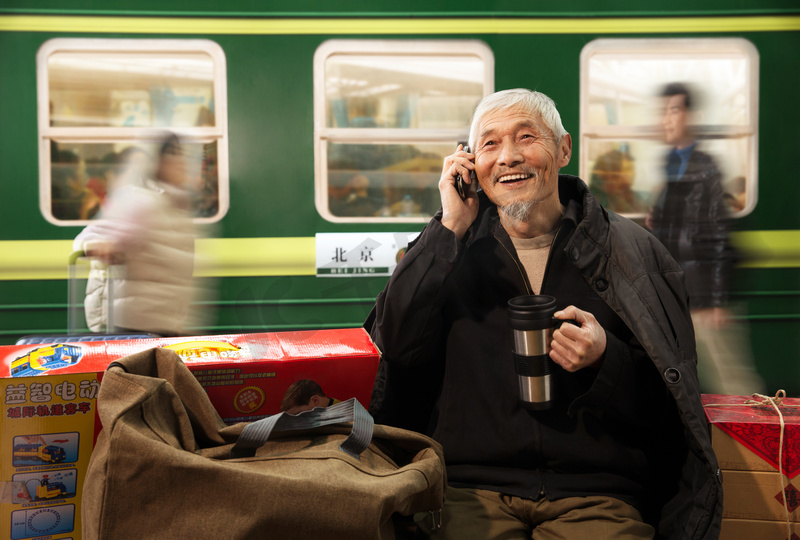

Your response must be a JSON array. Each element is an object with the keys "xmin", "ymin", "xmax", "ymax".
[
  {"xmin": 721, "ymin": 469, "xmax": 800, "ymax": 521},
  {"xmin": 703, "ymin": 394, "xmax": 800, "ymax": 477},
  {"xmin": 720, "ymin": 518, "xmax": 799, "ymax": 540},
  {"xmin": 0, "ymin": 328, "xmax": 380, "ymax": 540},
  {"xmin": 703, "ymin": 394, "xmax": 800, "ymax": 526}
]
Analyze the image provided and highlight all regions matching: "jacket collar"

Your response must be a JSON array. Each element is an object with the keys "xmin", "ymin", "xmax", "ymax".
[{"xmin": 465, "ymin": 174, "xmax": 609, "ymax": 251}]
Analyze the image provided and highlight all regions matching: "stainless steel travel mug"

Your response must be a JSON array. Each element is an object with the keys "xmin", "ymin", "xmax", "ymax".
[{"xmin": 508, "ymin": 294, "xmax": 559, "ymax": 410}]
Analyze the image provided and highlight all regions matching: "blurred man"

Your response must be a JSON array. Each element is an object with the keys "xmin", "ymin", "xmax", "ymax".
[
  {"xmin": 367, "ymin": 88, "xmax": 721, "ymax": 539},
  {"xmin": 648, "ymin": 82, "xmax": 765, "ymax": 396}
]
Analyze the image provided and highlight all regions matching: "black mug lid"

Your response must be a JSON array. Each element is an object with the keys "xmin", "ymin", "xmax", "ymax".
[{"xmin": 508, "ymin": 295, "xmax": 557, "ymax": 328}]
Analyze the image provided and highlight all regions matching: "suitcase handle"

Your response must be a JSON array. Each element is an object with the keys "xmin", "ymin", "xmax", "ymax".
[
  {"xmin": 68, "ymin": 250, "xmax": 85, "ymax": 334},
  {"xmin": 230, "ymin": 397, "xmax": 374, "ymax": 460},
  {"xmin": 69, "ymin": 249, "xmax": 122, "ymax": 334}
]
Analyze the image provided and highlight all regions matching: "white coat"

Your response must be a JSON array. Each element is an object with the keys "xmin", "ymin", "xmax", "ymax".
[{"xmin": 73, "ymin": 178, "xmax": 196, "ymax": 335}]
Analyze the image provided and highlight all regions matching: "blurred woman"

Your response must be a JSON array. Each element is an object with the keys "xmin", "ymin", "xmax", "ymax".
[{"xmin": 588, "ymin": 149, "xmax": 647, "ymax": 214}]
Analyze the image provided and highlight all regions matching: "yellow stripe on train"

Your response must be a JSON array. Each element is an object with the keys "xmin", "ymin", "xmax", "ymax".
[{"xmin": 0, "ymin": 232, "xmax": 798, "ymax": 281}]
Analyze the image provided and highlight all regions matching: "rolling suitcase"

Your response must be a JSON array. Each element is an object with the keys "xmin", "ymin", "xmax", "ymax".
[{"xmin": 15, "ymin": 250, "xmax": 158, "ymax": 345}]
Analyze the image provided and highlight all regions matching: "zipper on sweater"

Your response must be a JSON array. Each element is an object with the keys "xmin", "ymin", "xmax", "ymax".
[
  {"xmin": 538, "ymin": 224, "xmax": 565, "ymax": 295},
  {"xmin": 496, "ymin": 225, "xmax": 563, "ymax": 296},
  {"xmin": 496, "ymin": 235, "xmax": 532, "ymax": 295},
  {"xmin": 497, "ymin": 231, "xmax": 551, "ymax": 506},
  {"xmin": 537, "ymin": 470, "xmax": 548, "ymax": 501}
]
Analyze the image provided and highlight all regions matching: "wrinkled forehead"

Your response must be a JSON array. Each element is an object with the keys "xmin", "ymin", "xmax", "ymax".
[{"xmin": 477, "ymin": 107, "xmax": 552, "ymax": 139}]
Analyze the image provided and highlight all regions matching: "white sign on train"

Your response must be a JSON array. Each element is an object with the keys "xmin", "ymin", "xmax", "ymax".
[{"xmin": 315, "ymin": 232, "xmax": 419, "ymax": 277}]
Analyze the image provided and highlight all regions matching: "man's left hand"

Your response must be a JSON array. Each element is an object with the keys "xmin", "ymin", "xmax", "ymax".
[{"xmin": 550, "ymin": 306, "xmax": 607, "ymax": 371}]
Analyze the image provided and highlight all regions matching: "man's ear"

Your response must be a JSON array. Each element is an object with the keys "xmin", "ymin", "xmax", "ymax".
[
  {"xmin": 557, "ymin": 134, "xmax": 572, "ymax": 168},
  {"xmin": 309, "ymin": 395, "xmax": 323, "ymax": 407}
]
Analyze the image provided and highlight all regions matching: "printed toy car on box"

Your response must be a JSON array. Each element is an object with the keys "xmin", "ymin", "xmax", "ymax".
[
  {"xmin": 10, "ymin": 344, "xmax": 82, "ymax": 378},
  {"xmin": 703, "ymin": 393, "xmax": 799, "ymax": 538},
  {"xmin": 0, "ymin": 328, "xmax": 381, "ymax": 540}
]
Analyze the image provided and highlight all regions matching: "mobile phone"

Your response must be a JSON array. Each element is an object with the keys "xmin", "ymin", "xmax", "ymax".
[{"xmin": 456, "ymin": 145, "xmax": 478, "ymax": 200}]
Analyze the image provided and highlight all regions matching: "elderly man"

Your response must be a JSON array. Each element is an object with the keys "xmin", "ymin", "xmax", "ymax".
[{"xmin": 366, "ymin": 89, "xmax": 721, "ymax": 539}]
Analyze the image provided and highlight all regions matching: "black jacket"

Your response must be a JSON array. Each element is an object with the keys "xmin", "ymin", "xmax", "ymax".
[
  {"xmin": 650, "ymin": 146, "xmax": 735, "ymax": 309},
  {"xmin": 366, "ymin": 175, "xmax": 722, "ymax": 539}
]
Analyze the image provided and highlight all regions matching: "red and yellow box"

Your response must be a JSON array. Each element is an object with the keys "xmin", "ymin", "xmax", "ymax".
[
  {"xmin": 703, "ymin": 393, "xmax": 800, "ymax": 532},
  {"xmin": 1, "ymin": 328, "xmax": 380, "ymax": 540}
]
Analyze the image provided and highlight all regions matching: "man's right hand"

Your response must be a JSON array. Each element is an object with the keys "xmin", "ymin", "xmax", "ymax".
[{"xmin": 439, "ymin": 145, "xmax": 480, "ymax": 240}]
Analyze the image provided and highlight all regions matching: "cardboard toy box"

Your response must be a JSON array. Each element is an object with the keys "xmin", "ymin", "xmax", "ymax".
[
  {"xmin": 703, "ymin": 393, "xmax": 800, "ymax": 526},
  {"xmin": 0, "ymin": 328, "xmax": 380, "ymax": 540}
]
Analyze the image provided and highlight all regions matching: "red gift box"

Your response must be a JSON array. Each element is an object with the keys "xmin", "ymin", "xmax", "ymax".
[
  {"xmin": 703, "ymin": 392, "xmax": 800, "ymax": 526},
  {"xmin": 703, "ymin": 393, "xmax": 800, "ymax": 477}
]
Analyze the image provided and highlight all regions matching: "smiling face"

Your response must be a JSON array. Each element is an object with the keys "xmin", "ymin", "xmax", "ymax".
[{"xmin": 473, "ymin": 107, "xmax": 571, "ymax": 231}]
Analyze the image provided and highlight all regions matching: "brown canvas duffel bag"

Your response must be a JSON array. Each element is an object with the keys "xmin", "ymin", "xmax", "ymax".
[{"xmin": 82, "ymin": 347, "xmax": 445, "ymax": 539}]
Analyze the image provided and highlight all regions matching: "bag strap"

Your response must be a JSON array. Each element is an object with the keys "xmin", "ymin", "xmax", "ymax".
[{"xmin": 230, "ymin": 397, "xmax": 374, "ymax": 460}]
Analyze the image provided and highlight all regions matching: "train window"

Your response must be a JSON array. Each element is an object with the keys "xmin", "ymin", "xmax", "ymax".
[
  {"xmin": 314, "ymin": 40, "xmax": 494, "ymax": 223},
  {"xmin": 580, "ymin": 38, "xmax": 758, "ymax": 218},
  {"xmin": 37, "ymin": 38, "xmax": 229, "ymax": 224}
]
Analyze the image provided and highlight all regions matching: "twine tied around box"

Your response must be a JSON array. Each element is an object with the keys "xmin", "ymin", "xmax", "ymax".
[{"xmin": 707, "ymin": 389, "xmax": 793, "ymax": 537}]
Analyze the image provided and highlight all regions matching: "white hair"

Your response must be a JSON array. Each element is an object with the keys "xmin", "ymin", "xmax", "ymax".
[{"xmin": 468, "ymin": 89, "xmax": 568, "ymax": 149}]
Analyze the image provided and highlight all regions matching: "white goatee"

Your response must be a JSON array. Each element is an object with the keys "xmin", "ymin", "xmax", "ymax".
[{"xmin": 500, "ymin": 199, "xmax": 535, "ymax": 225}]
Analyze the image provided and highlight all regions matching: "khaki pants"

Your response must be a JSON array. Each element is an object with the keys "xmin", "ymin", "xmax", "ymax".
[{"xmin": 417, "ymin": 486, "xmax": 654, "ymax": 540}]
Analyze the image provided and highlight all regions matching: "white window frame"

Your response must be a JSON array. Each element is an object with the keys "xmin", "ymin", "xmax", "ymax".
[
  {"xmin": 313, "ymin": 39, "xmax": 494, "ymax": 224},
  {"xmin": 579, "ymin": 38, "xmax": 759, "ymax": 217},
  {"xmin": 37, "ymin": 38, "xmax": 229, "ymax": 225}
]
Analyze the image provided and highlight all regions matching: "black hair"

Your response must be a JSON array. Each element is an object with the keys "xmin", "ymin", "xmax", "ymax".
[
  {"xmin": 280, "ymin": 379, "xmax": 326, "ymax": 411},
  {"xmin": 159, "ymin": 132, "xmax": 182, "ymax": 158},
  {"xmin": 660, "ymin": 82, "xmax": 692, "ymax": 110}
]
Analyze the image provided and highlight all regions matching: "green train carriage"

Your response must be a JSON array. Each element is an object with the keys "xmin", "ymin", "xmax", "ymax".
[{"xmin": 0, "ymin": 1, "xmax": 798, "ymax": 395}]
